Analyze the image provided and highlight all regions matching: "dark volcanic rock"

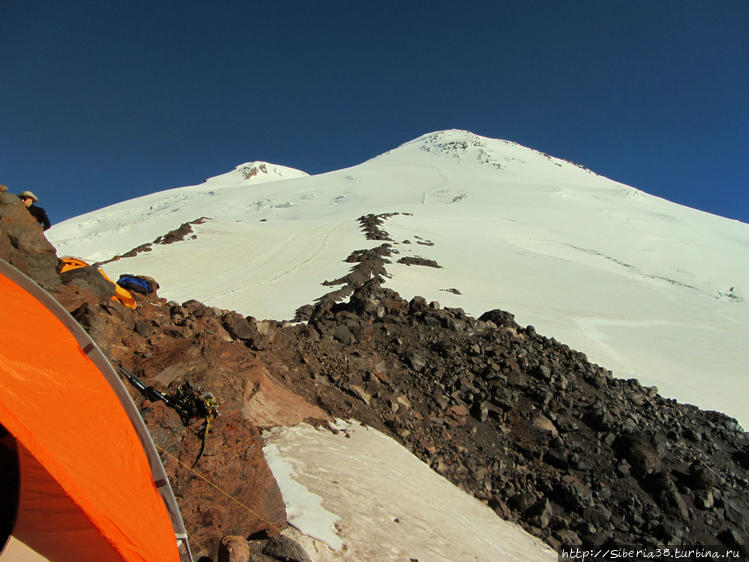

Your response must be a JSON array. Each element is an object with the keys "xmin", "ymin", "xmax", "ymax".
[
  {"xmin": 643, "ymin": 471, "xmax": 690, "ymax": 521},
  {"xmin": 397, "ymin": 256, "xmax": 442, "ymax": 268},
  {"xmin": 526, "ymin": 498, "xmax": 553, "ymax": 529},
  {"xmin": 614, "ymin": 433, "xmax": 663, "ymax": 478},
  {"xmin": 479, "ymin": 309, "xmax": 518, "ymax": 329},
  {"xmin": 282, "ymin": 273, "xmax": 749, "ymax": 551},
  {"xmin": 60, "ymin": 265, "xmax": 116, "ymax": 301},
  {"xmin": 261, "ymin": 534, "xmax": 311, "ymax": 562},
  {"xmin": 221, "ymin": 311, "xmax": 255, "ymax": 340},
  {"xmin": 98, "ymin": 217, "xmax": 210, "ymax": 264}
]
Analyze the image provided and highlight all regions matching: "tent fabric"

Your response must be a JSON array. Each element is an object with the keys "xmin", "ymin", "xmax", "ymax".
[
  {"xmin": 0, "ymin": 262, "xmax": 191, "ymax": 559},
  {"xmin": 58, "ymin": 257, "xmax": 137, "ymax": 310},
  {"xmin": 99, "ymin": 268, "xmax": 138, "ymax": 310},
  {"xmin": 13, "ymin": 443, "xmax": 124, "ymax": 560},
  {"xmin": 57, "ymin": 257, "xmax": 89, "ymax": 273},
  {"xmin": 0, "ymin": 261, "xmax": 184, "ymax": 561}
]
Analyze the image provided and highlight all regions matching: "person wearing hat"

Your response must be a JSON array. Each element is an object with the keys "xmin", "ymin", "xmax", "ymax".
[{"xmin": 19, "ymin": 191, "xmax": 51, "ymax": 231}]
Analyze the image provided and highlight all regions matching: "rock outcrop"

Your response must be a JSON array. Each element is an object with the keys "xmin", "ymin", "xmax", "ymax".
[
  {"xmin": 0, "ymin": 192, "xmax": 60, "ymax": 291},
  {"xmin": 288, "ymin": 282, "xmax": 748, "ymax": 551},
  {"xmin": 66, "ymin": 293, "xmax": 333, "ymax": 557}
]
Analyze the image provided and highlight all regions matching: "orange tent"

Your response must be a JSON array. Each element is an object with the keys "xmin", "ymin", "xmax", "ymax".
[
  {"xmin": 58, "ymin": 257, "xmax": 137, "ymax": 310},
  {"xmin": 57, "ymin": 257, "xmax": 90, "ymax": 272},
  {"xmin": 0, "ymin": 260, "xmax": 192, "ymax": 561}
]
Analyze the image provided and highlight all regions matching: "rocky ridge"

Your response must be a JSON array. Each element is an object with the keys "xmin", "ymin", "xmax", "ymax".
[
  {"xmin": 2, "ymin": 193, "xmax": 748, "ymax": 559},
  {"xmin": 96, "ymin": 217, "xmax": 210, "ymax": 265},
  {"xmin": 286, "ymin": 213, "xmax": 749, "ymax": 552}
]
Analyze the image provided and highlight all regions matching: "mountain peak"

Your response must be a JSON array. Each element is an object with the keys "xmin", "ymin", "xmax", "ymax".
[
  {"xmin": 400, "ymin": 129, "xmax": 592, "ymax": 174},
  {"xmin": 205, "ymin": 161, "xmax": 309, "ymax": 186},
  {"xmin": 398, "ymin": 129, "xmax": 517, "ymax": 171},
  {"xmin": 407, "ymin": 129, "xmax": 497, "ymax": 149}
]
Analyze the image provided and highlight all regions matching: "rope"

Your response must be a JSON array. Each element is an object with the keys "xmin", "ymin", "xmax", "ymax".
[{"xmin": 155, "ymin": 444, "xmax": 304, "ymax": 560}]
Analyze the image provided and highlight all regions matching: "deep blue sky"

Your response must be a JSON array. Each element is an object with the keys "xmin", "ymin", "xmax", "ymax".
[{"xmin": 2, "ymin": 1, "xmax": 748, "ymax": 224}]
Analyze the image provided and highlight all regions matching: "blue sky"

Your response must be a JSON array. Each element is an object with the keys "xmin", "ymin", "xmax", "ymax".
[{"xmin": 2, "ymin": 1, "xmax": 747, "ymax": 224}]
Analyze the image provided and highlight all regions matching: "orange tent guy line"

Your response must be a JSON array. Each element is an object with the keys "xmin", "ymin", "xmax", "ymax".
[{"xmin": 157, "ymin": 445, "xmax": 306, "ymax": 562}]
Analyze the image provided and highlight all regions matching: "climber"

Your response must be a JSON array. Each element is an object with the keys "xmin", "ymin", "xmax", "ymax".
[{"xmin": 19, "ymin": 191, "xmax": 51, "ymax": 230}]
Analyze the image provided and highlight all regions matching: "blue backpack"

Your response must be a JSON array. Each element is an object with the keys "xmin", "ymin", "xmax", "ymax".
[{"xmin": 117, "ymin": 274, "xmax": 156, "ymax": 295}]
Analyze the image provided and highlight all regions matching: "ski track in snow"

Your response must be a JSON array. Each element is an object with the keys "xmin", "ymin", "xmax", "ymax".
[{"xmin": 268, "ymin": 221, "xmax": 350, "ymax": 284}]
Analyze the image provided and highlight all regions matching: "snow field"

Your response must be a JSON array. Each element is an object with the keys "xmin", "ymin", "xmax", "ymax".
[{"xmin": 263, "ymin": 421, "xmax": 555, "ymax": 561}]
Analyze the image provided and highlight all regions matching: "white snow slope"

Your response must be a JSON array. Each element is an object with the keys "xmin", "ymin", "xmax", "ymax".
[
  {"xmin": 50, "ymin": 131, "xmax": 749, "ymax": 429},
  {"xmin": 48, "ymin": 131, "xmax": 748, "ymax": 559}
]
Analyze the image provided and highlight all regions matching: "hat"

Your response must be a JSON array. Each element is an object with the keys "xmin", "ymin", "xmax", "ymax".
[
  {"xmin": 0, "ymin": 184, "xmax": 8, "ymax": 193},
  {"xmin": 19, "ymin": 190, "xmax": 38, "ymax": 202}
]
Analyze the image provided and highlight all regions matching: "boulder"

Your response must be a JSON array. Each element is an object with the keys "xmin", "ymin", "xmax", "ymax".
[
  {"xmin": 262, "ymin": 535, "xmax": 311, "ymax": 562},
  {"xmin": 0, "ymin": 192, "xmax": 60, "ymax": 290},
  {"xmin": 217, "ymin": 536, "xmax": 250, "ymax": 562},
  {"xmin": 479, "ymin": 308, "xmax": 517, "ymax": 328},
  {"xmin": 222, "ymin": 311, "xmax": 254, "ymax": 340},
  {"xmin": 613, "ymin": 433, "xmax": 662, "ymax": 478}
]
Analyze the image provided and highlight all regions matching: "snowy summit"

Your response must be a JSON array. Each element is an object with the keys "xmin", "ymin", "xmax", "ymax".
[{"xmin": 204, "ymin": 161, "xmax": 310, "ymax": 186}]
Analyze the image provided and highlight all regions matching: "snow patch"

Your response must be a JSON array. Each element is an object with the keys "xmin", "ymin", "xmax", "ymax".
[
  {"xmin": 263, "ymin": 438, "xmax": 344, "ymax": 552},
  {"xmin": 263, "ymin": 421, "xmax": 555, "ymax": 561}
]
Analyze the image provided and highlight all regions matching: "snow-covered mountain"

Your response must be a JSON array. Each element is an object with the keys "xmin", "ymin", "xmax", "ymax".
[
  {"xmin": 205, "ymin": 160, "xmax": 310, "ymax": 185},
  {"xmin": 50, "ymin": 129, "xmax": 748, "ymax": 430},
  {"xmin": 47, "ymin": 129, "xmax": 749, "ymax": 558}
]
